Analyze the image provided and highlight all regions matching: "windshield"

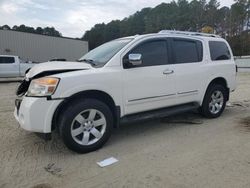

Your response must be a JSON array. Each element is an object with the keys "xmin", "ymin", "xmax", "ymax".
[{"xmin": 79, "ymin": 38, "xmax": 132, "ymax": 66}]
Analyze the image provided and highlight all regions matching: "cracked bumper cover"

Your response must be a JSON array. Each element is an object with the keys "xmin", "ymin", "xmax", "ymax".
[{"xmin": 14, "ymin": 96, "xmax": 63, "ymax": 133}]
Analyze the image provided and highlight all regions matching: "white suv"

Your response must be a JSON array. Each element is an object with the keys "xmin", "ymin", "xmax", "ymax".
[{"xmin": 14, "ymin": 30, "xmax": 237, "ymax": 153}]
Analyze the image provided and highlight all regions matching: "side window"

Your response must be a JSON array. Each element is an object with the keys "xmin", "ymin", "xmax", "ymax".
[
  {"xmin": 173, "ymin": 39, "xmax": 203, "ymax": 64},
  {"xmin": 209, "ymin": 41, "xmax": 231, "ymax": 61},
  {"xmin": 0, "ymin": 57, "xmax": 15, "ymax": 64},
  {"xmin": 127, "ymin": 40, "xmax": 168, "ymax": 67}
]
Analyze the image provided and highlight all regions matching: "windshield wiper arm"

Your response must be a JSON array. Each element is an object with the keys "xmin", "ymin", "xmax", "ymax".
[{"xmin": 77, "ymin": 59, "xmax": 97, "ymax": 66}]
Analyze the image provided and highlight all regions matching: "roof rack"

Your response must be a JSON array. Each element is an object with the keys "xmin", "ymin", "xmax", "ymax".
[{"xmin": 158, "ymin": 30, "xmax": 220, "ymax": 38}]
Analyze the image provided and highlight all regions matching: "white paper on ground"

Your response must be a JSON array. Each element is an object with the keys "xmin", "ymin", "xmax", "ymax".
[{"xmin": 97, "ymin": 157, "xmax": 118, "ymax": 167}]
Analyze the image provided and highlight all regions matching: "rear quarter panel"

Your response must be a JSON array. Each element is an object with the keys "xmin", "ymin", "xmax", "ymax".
[{"xmin": 199, "ymin": 39, "xmax": 236, "ymax": 105}]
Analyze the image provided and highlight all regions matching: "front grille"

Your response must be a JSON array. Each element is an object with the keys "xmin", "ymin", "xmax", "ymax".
[{"xmin": 16, "ymin": 79, "xmax": 31, "ymax": 96}]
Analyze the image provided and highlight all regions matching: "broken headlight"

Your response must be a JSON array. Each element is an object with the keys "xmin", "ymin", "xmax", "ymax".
[{"xmin": 27, "ymin": 77, "xmax": 60, "ymax": 97}]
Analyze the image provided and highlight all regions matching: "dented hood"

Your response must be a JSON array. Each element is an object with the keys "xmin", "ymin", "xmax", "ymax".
[{"xmin": 26, "ymin": 61, "xmax": 92, "ymax": 79}]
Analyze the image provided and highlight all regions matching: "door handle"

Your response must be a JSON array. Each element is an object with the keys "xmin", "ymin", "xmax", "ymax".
[{"xmin": 163, "ymin": 69, "xmax": 174, "ymax": 75}]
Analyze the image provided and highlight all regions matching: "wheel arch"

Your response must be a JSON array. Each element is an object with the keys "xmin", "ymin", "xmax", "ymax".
[
  {"xmin": 52, "ymin": 90, "xmax": 120, "ymax": 131},
  {"xmin": 202, "ymin": 77, "xmax": 230, "ymax": 104}
]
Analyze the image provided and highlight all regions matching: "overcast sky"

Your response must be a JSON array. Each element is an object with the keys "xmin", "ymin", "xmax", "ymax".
[{"xmin": 0, "ymin": 0, "xmax": 235, "ymax": 38}]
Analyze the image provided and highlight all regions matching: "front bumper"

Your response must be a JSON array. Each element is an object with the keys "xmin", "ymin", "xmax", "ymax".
[{"xmin": 14, "ymin": 96, "xmax": 63, "ymax": 133}]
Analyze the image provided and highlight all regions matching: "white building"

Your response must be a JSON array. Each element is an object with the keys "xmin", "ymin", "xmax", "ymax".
[{"xmin": 0, "ymin": 29, "xmax": 88, "ymax": 63}]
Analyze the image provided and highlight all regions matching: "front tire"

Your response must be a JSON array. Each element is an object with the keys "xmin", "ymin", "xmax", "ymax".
[
  {"xmin": 201, "ymin": 84, "xmax": 227, "ymax": 118},
  {"xmin": 58, "ymin": 98, "xmax": 113, "ymax": 153}
]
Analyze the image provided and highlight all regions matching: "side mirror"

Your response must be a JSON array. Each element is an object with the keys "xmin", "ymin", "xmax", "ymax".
[{"xmin": 128, "ymin": 53, "xmax": 142, "ymax": 66}]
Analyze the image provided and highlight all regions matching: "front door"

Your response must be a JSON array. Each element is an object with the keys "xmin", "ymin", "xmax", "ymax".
[{"xmin": 123, "ymin": 39, "xmax": 177, "ymax": 115}]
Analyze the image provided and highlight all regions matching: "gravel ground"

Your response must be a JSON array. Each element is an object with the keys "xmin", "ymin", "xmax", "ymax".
[{"xmin": 0, "ymin": 73, "xmax": 250, "ymax": 188}]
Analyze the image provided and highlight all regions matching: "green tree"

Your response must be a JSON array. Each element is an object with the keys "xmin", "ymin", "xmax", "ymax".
[
  {"xmin": 36, "ymin": 27, "xmax": 43, "ymax": 34},
  {"xmin": 0, "ymin": 25, "xmax": 11, "ymax": 30},
  {"xmin": 82, "ymin": 0, "xmax": 250, "ymax": 55},
  {"xmin": 3, "ymin": 24, "xmax": 62, "ymax": 37},
  {"xmin": 230, "ymin": 0, "xmax": 248, "ymax": 35},
  {"xmin": 189, "ymin": 0, "xmax": 206, "ymax": 31}
]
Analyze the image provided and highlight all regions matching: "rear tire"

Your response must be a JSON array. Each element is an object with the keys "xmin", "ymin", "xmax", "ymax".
[
  {"xmin": 200, "ymin": 84, "xmax": 227, "ymax": 118},
  {"xmin": 58, "ymin": 98, "xmax": 113, "ymax": 153}
]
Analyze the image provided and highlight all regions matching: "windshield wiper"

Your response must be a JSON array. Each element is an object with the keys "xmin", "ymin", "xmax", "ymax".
[{"xmin": 77, "ymin": 59, "xmax": 97, "ymax": 66}]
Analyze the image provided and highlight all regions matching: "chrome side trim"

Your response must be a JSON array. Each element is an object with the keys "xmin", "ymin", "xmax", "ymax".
[
  {"xmin": 128, "ymin": 93, "xmax": 176, "ymax": 102},
  {"xmin": 178, "ymin": 90, "xmax": 198, "ymax": 95}
]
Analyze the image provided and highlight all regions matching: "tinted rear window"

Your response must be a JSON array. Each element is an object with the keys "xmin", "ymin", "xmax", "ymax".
[
  {"xmin": 173, "ymin": 39, "xmax": 203, "ymax": 64},
  {"xmin": 0, "ymin": 57, "xmax": 15, "ymax": 64},
  {"xmin": 209, "ymin": 41, "xmax": 231, "ymax": 61}
]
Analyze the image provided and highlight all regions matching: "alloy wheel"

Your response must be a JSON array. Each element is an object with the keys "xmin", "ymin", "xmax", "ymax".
[
  {"xmin": 70, "ymin": 109, "xmax": 106, "ymax": 146},
  {"xmin": 209, "ymin": 90, "xmax": 224, "ymax": 114}
]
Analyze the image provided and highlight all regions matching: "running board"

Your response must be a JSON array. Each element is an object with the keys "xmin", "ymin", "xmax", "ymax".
[{"xmin": 120, "ymin": 103, "xmax": 199, "ymax": 124}]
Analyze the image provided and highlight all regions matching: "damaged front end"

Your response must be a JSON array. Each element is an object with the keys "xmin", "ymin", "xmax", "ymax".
[
  {"xmin": 16, "ymin": 79, "xmax": 31, "ymax": 97},
  {"xmin": 15, "ymin": 61, "xmax": 92, "ymax": 138},
  {"xmin": 16, "ymin": 69, "xmax": 85, "ymax": 97}
]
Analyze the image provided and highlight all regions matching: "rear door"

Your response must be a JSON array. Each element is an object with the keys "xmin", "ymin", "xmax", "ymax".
[
  {"xmin": 0, "ymin": 56, "xmax": 19, "ymax": 77},
  {"xmin": 170, "ymin": 37, "xmax": 206, "ymax": 104}
]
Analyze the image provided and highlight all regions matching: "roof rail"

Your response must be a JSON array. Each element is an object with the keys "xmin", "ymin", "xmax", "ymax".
[{"xmin": 158, "ymin": 30, "xmax": 220, "ymax": 38}]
